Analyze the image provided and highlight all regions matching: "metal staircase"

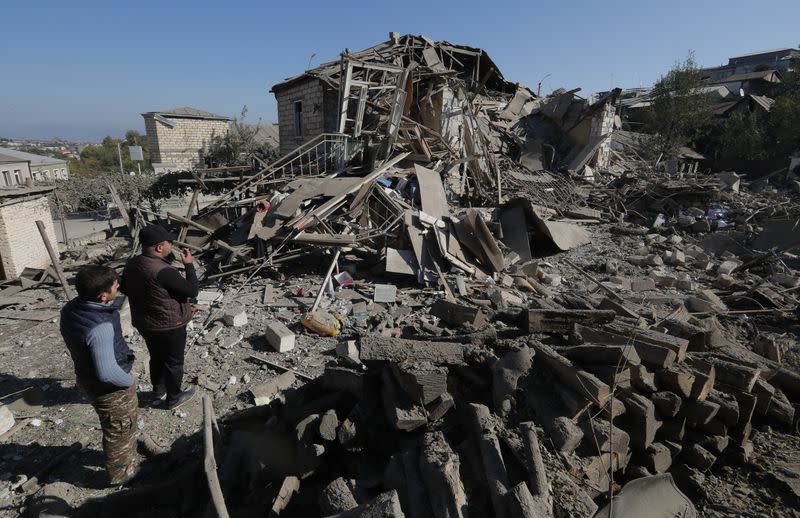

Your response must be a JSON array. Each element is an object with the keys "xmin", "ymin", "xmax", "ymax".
[{"xmin": 206, "ymin": 133, "xmax": 357, "ymax": 211}]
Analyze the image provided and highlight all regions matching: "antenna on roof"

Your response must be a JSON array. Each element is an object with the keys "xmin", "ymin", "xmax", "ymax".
[{"xmin": 307, "ymin": 53, "xmax": 316, "ymax": 70}]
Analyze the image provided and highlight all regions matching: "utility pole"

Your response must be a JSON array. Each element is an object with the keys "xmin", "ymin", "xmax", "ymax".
[{"xmin": 116, "ymin": 141, "xmax": 124, "ymax": 176}]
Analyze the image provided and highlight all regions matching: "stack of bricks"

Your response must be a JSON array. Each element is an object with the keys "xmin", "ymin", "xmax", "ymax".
[{"xmin": 0, "ymin": 195, "xmax": 59, "ymax": 279}]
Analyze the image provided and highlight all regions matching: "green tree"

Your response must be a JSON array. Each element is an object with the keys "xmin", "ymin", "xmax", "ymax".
[
  {"xmin": 206, "ymin": 106, "xmax": 279, "ymax": 167},
  {"xmin": 768, "ymin": 62, "xmax": 800, "ymax": 156},
  {"xmin": 69, "ymin": 130, "xmax": 151, "ymax": 176},
  {"xmin": 644, "ymin": 52, "xmax": 712, "ymax": 159},
  {"xmin": 715, "ymin": 112, "xmax": 769, "ymax": 161}
]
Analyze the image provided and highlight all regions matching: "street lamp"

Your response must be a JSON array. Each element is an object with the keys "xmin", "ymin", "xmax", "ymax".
[{"xmin": 537, "ymin": 73, "xmax": 552, "ymax": 97}]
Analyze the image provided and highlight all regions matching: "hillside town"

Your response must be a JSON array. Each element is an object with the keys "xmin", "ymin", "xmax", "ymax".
[{"xmin": 0, "ymin": 31, "xmax": 799, "ymax": 518}]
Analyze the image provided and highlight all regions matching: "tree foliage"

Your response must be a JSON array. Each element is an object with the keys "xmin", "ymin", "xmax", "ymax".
[
  {"xmin": 46, "ymin": 172, "xmax": 182, "ymax": 213},
  {"xmin": 644, "ymin": 53, "xmax": 712, "ymax": 159},
  {"xmin": 701, "ymin": 58, "xmax": 800, "ymax": 161},
  {"xmin": 70, "ymin": 131, "xmax": 150, "ymax": 176},
  {"xmin": 768, "ymin": 63, "xmax": 800, "ymax": 156},
  {"xmin": 206, "ymin": 107, "xmax": 279, "ymax": 167}
]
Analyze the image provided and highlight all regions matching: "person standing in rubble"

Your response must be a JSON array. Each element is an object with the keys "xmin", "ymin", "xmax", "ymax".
[
  {"xmin": 120, "ymin": 224, "xmax": 197, "ymax": 410},
  {"xmin": 60, "ymin": 265, "xmax": 139, "ymax": 485}
]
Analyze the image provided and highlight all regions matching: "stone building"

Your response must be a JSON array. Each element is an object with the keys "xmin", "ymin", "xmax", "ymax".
[
  {"xmin": 700, "ymin": 48, "xmax": 799, "ymax": 82},
  {"xmin": 0, "ymin": 152, "xmax": 32, "ymax": 187},
  {"xmin": 270, "ymin": 34, "xmax": 513, "ymax": 157},
  {"xmin": 0, "ymin": 186, "xmax": 58, "ymax": 279},
  {"xmin": 142, "ymin": 107, "xmax": 232, "ymax": 172},
  {"xmin": 0, "ymin": 147, "xmax": 69, "ymax": 184},
  {"xmin": 271, "ymin": 77, "xmax": 339, "ymax": 155}
]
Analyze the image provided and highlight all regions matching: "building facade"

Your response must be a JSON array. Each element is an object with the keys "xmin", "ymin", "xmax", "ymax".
[
  {"xmin": 271, "ymin": 79, "xmax": 338, "ymax": 155},
  {"xmin": 700, "ymin": 48, "xmax": 799, "ymax": 83},
  {"xmin": 0, "ymin": 153, "xmax": 32, "ymax": 187},
  {"xmin": 0, "ymin": 187, "xmax": 59, "ymax": 279},
  {"xmin": 0, "ymin": 147, "xmax": 69, "ymax": 184},
  {"xmin": 142, "ymin": 107, "xmax": 232, "ymax": 172}
]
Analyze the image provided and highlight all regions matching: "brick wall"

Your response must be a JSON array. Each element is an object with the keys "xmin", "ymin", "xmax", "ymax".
[
  {"xmin": 0, "ymin": 196, "xmax": 58, "ymax": 279},
  {"xmin": 144, "ymin": 116, "xmax": 230, "ymax": 170},
  {"xmin": 275, "ymin": 78, "xmax": 329, "ymax": 155},
  {"xmin": 144, "ymin": 117, "xmax": 162, "ymax": 166},
  {"xmin": 589, "ymin": 102, "xmax": 616, "ymax": 169}
]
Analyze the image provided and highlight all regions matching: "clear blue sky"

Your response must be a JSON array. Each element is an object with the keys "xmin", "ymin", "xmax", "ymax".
[{"xmin": 2, "ymin": 0, "xmax": 798, "ymax": 141}]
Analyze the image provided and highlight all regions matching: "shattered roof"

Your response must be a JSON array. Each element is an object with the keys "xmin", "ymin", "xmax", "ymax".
[
  {"xmin": 142, "ymin": 107, "xmax": 233, "ymax": 121},
  {"xmin": 271, "ymin": 33, "xmax": 515, "ymax": 94}
]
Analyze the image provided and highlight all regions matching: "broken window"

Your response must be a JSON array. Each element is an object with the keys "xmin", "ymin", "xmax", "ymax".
[
  {"xmin": 1, "ymin": 171, "xmax": 9, "ymax": 186},
  {"xmin": 293, "ymin": 101, "xmax": 303, "ymax": 137}
]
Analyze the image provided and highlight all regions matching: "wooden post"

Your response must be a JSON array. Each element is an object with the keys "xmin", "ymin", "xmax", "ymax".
[
  {"xmin": 106, "ymin": 181, "xmax": 131, "ymax": 231},
  {"xmin": 310, "ymin": 249, "xmax": 341, "ymax": 313},
  {"xmin": 203, "ymin": 396, "xmax": 229, "ymax": 518},
  {"xmin": 35, "ymin": 220, "xmax": 75, "ymax": 300},
  {"xmin": 167, "ymin": 211, "xmax": 214, "ymax": 234},
  {"xmin": 179, "ymin": 171, "xmax": 207, "ymax": 242}
]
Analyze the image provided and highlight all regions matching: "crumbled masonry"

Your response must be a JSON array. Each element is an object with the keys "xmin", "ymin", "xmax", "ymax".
[{"xmin": 2, "ymin": 32, "xmax": 800, "ymax": 517}]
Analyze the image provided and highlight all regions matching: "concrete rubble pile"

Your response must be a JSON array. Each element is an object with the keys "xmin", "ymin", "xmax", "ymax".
[
  {"xmin": 1, "ymin": 33, "xmax": 798, "ymax": 518},
  {"xmin": 142, "ymin": 34, "xmax": 617, "ymax": 285},
  {"xmin": 102, "ymin": 35, "xmax": 798, "ymax": 518}
]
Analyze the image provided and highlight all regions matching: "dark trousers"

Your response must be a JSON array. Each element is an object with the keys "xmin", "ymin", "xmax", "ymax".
[
  {"xmin": 80, "ymin": 381, "xmax": 138, "ymax": 484},
  {"xmin": 141, "ymin": 326, "xmax": 187, "ymax": 403}
]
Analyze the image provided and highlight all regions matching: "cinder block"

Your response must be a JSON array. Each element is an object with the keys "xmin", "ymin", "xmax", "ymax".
[
  {"xmin": 265, "ymin": 320, "xmax": 295, "ymax": 352},
  {"xmin": 224, "ymin": 309, "xmax": 248, "ymax": 327},
  {"xmin": 336, "ymin": 340, "xmax": 360, "ymax": 363}
]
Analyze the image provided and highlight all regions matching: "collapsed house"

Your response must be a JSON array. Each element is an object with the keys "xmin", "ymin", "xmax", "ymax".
[
  {"xmin": 148, "ymin": 33, "xmax": 618, "ymax": 287},
  {"xmin": 4, "ymin": 34, "xmax": 800, "ymax": 518}
]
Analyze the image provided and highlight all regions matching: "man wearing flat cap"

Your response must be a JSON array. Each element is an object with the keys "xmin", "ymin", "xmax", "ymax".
[{"xmin": 121, "ymin": 224, "xmax": 197, "ymax": 409}]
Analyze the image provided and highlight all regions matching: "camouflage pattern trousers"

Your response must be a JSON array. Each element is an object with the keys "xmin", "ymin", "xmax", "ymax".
[{"xmin": 83, "ymin": 382, "xmax": 139, "ymax": 484}]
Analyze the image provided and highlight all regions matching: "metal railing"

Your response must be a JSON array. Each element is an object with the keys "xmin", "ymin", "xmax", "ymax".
[
  {"xmin": 263, "ymin": 133, "xmax": 354, "ymax": 181},
  {"xmin": 205, "ymin": 133, "xmax": 359, "ymax": 211}
]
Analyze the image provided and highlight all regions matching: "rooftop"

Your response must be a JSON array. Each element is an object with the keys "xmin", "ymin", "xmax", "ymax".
[
  {"xmin": 708, "ymin": 69, "xmax": 782, "ymax": 84},
  {"xmin": 0, "ymin": 185, "xmax": 55, "ymax": 200},
  {"xmin": 142, "ymin": 107, "xmax": 233, "ymax": 121},
  {"xmin": 0, "ymin": 147, "xmax": 67, "ymax": 167},
  {"xmin": 271, "ymin": 33, "xmax": 513, "ymax": 94},
  {"xmin": 729, "ymin": 48, "xmax": 798, "ymax": 60},
  {"xmin": 0, "ymin": 152, "xmax": 29, "ymax": 164}
]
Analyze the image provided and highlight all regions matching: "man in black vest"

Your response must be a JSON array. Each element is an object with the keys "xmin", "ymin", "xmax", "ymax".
[
  {"xmin": 61, "ymin": 265, "xmax": 139, "ymax": 485},
  {"xmin": 121, "ymin": 225, "xmax": 197, "ymax": 410}
]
